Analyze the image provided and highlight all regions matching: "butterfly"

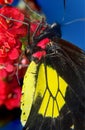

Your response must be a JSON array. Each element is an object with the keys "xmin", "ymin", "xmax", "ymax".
[{"xmin": 20, "ymin": 17, "xmax": 85, "ymax": 130}]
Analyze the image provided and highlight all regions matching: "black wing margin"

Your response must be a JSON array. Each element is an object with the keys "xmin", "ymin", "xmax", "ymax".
[{"xmin": 45, "ymin": 38, "xmax": 85, "ymax": 130}]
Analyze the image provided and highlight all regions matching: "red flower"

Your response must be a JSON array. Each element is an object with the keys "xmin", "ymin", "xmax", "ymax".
[
  {"xmin": 5, "ymin": 76, "xmax": 22, "ymax": 110},
  {"xmin": 0, "ymin": 31, "xmax": 21, "ymax": 61},
  {"xmin": 0, "ymin": 6, "xmax": 24, "ymax": 28},
  {"xmin": 0, "ymin": 28, "xmax": 22, "ymax": 88},
  {"xmin": 0, "ymin": 77, "xmax": 21, "ymax": 110},
  {"xmin": 0, "ymin": 6, "xmax": 27, "ymax": 38},
  {"xmin": 0, "ymin": 0, "xmax": 13, "ymax": 5},
  {"xmin": 8, "ymin": 48, "xmax": 20, "ymax": 60},
  {"xmin": 5, "ymin": 63, "xmax": 14, "ymax": 73},
  {"xmin": 0, "ymin": 79, "xmax": 10, "ymax": 105},
  {"xmin": 0, "ymin": 2, "xmax": 28, "ymax": 110},
  {"xmin": 5, "ymin": 86, "xmax": 22, "ymax": 110},
  {"xmin": 0, "ymin": 69, "xmax": 7, "ymax": 80}
]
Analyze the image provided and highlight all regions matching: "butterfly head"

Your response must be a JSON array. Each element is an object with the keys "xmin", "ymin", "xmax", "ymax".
[{"xmin": 25, "ymin": 22, "xmax": 61, "ymax": 62}]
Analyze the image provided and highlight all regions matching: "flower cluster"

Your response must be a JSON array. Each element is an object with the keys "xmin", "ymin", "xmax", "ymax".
[
  {"xmin": 0, "ymin": 2, "xmax": 27, "ymax": 110},
  {"xmin": 0, "ymin": 0, "xmax": 47, "ymax": 110}
]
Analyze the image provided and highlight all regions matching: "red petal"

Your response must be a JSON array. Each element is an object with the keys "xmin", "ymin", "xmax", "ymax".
[
  {"xmin": 5, "ymin": 87, "xmax": 21, "ymax": 110},
  {"xmin": 0, "ymin": 69, "xmax": 7, "ymax": 79},
  {"xmin": 5, "ymin": 64, "xmax": 14, "ymax": 72},
  {"xmin": 0, "ymin": 0, "xmax": 13, "ymax": 5},
  {"xmin": 8, "ymin": 48, "xmax": 19, "ymax": 60}
]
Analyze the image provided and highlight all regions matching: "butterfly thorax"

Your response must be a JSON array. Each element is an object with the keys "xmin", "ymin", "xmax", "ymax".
[{"xmin": 26, "ymin": 23, "xmax": 62, "ymax": 62}]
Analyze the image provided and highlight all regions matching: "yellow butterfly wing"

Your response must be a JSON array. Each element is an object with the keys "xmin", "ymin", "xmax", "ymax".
[
  {"xmin": 21, "ymin": 61, "xmax": 38, "ymax": 125},
  {"xmin": 34, "ymin": 63, "xmax": 68, "ymax": 117},
  {"xmin": 21, "ymin": 61, "xmax": 68, "ymax": 128}
]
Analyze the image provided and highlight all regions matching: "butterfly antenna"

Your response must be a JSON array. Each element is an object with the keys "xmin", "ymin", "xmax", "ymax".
[
  {"xmin": 61, "ymin": 0, "xmax": 67, "ymax": 24},
  {"xmin": 64, "ymin": 18, "xmax": 85, "ymax": 25},
  {"xmin": 61, "ymin": 1, "xmax": 85, "ymax": 26},
  {"xmin": 64, "ymin": 0, "xmax": 66, "ymax": 9}
]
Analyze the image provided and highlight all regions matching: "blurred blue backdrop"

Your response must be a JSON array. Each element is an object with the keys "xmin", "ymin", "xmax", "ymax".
[
  {"xmin": 36, "ymin": 0, "xmax": 85, "ymax": 50},
  {"xmin": 0, "ymin": 119, "xmax": 23, "ymax": 130},
  {"xmin": 12, "ymin": 0, "xmax": 20, "ymax": 6}
]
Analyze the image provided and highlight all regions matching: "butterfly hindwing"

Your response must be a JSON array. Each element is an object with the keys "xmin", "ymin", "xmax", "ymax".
[
  {"xmin": 22, "ymin": 60, "xmax": 71, "ymax": 130},
  {"xmin": 46, "ymin": 39, "xmax": 85, "ymax": 106}
]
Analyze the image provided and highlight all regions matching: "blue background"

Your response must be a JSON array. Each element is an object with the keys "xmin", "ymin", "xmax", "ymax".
[
  {"xmin": 0, "ymin": 119, "xmax": 23, "ymax": 130},
  {"xmin": 36, "ymin": 0, "xmax": 85, "ymax": 50}
]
